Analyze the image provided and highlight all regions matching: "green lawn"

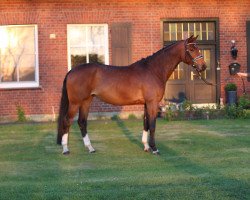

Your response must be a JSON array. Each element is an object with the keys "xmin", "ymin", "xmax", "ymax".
[{"xmin": 0, "ymin": 119, "xmax": 249, "ymax": 200}]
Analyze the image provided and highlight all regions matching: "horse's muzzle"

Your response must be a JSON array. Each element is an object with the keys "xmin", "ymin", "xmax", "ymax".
[{"xmin": 196, "ymin": 64, "xmax": 207, "ymax": 72}]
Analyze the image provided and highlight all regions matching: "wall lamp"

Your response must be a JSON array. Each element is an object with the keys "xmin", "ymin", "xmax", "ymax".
[{"xmin": 230, "ymin": 40, "xmax": 238, "ymax": 59}]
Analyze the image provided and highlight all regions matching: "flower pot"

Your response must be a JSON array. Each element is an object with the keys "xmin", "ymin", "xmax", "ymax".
[{"xmin": 226, "ymin": 91, "xmax": 237, "ymax": 105}]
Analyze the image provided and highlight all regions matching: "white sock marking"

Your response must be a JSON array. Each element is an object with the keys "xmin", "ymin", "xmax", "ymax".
[
  {"xmin": 83, "ymin": 134, "xmax": 95, "ymax": 153},
  {"xmin": 62, "ymin": 133, "xmax": 68, "ymax": 145},
  {"xmin": 62, "ymin": 133, "xmax": 69, "ymax": 154},
  {"xmin": 142, "ymin": 130, "xmax": 150, "ymax": 151},
  {"xmin": 83, "ymin": 134, "xmax": 91, "ymax": 146}
]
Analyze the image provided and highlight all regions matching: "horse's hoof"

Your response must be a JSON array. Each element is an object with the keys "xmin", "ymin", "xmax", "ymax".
[
  {"xmin": 62, "ymin": 151, "xmax": 70, "ymax": 155},
  {"xmin": 89, "ymin": 150, "xmax": 96, "ymax": 153},
  {"xmin": 152, "ymin": 150, "xmax": 160, "ymax": 155},
  {"xmin": 144, "ymin": 148, "xmax": 151, "ymax": 152}
]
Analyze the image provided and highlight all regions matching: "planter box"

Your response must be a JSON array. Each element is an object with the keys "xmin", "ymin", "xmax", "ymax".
[{"xmin": 226, "ymin": 91, "xmax": 237, "ymax": 105}]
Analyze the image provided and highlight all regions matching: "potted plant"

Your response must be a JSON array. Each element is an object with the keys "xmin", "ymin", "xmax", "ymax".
[{"xmin": 225, "ymin": 82, "xmax": 237, "ymax": 105}]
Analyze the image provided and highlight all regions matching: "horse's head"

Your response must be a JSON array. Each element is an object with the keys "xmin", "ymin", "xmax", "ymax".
[{"xmin": 183, "ymin": 35, "xmax": 207, "ymax": 72}]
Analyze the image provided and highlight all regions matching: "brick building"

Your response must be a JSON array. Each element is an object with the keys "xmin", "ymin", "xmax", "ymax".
[{"xmin": 0, "ymin": 0, "xmax": 250, "ymax": 121}]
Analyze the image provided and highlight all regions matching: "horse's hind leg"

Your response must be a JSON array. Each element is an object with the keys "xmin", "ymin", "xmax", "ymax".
[
  {"xmin": 78, "ymin": 97, "xmax": 95, "ymax": 153},
  {"xmin": 62, "ymin": 103, "xmax": 79, "ymax": 155}
]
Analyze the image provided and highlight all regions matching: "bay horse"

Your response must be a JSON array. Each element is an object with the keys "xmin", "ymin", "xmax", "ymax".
[{"xmin": 57, "ymin": 35, "xmax": 207, "ymax": 155}]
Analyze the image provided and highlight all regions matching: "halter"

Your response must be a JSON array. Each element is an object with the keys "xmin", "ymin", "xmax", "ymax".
[
  {"xmin": 185, "ymin": 42, "xmax": 204, "ymax": 67},
  {"xmin": 185, "ymin": 41, "xmax": 216, "ymax": 86}
]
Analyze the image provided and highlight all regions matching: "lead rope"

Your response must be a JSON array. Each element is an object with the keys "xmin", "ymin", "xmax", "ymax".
[{"xmin": 194, "ymin": 68, "xmax": 217, "ymax": 86}]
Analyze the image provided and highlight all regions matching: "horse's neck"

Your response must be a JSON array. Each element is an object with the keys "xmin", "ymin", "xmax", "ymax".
[{"xmin": 147, "ymin": 42, "xmax": 182, "ymax": 83}]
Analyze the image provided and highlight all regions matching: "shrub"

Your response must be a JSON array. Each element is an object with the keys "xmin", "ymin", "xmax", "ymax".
[
  {"xmin": 224, "ymin": 104, "xmax": 246, "ymax": 119},
  {"xmin": 163, "ymin": 104, "xmax": 229, "ymax": 121},
  {"xmin": 16, "ymin": 105, "xmax": 27, "ymax": 122},
  {"xmin": 238, "ymin": 94, "xmax": 250, "ymax": 109},
  {"xmin": 165, "ymin": 109, "xmax": 175, "ymax": 121},
  {"xmin": 111, "ymin": 115, "xmax": 120, "ymax": 121},
  {"xmin": 182, "ymin": 100, "xmax": 194, "ymax": 111},
  {"xmin": 225, "ymin": 83, "xmax": 237, "ymax": 91},
  {"xmin": 128, "ymin": 114, "xmax": 137, "ymax": 120}
]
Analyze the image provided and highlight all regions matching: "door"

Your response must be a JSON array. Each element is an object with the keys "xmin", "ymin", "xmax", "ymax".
[{"xmin": 165, "ymin": 45, "xmax": 216, "ymax": 103}]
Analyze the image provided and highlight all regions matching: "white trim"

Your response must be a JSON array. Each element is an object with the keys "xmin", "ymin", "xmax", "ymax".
[
  {"xmin": 0, "ymin": 24, "xmax": 39, "ymax": 89},
  {"xmin": 67, "ymin": 24, "xmax": 109, "ymax": 71},
  {"xmin": 0, "ymin": 82, "xmax": 39, "ymax": 89}
]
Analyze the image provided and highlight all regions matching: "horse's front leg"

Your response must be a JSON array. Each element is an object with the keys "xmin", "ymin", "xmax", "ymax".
[
  {"xmin": 146, "ymin": 101, "xmax": 160, "ymax": 155},
  {"xmin": 142, "ymin": 104, "xmax": 150, "ymax": 152}
]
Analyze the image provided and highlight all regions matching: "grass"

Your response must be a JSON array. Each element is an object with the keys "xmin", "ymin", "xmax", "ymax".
[{"xmin": 0, "ymin": 119, "xmax": 249, "ymax": 200}]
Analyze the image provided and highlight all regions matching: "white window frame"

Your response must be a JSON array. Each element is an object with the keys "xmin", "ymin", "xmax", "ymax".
[
  {"xmin": 0, "ymin": 24, "xmax": 39, "ymax": 89},
  {"xmin": 67, "ymin": 24, "xmax": 109, "ymax": 70}
]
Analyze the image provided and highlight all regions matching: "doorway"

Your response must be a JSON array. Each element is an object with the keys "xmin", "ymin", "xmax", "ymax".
[{"xmin": 162, "ymin": 20, "xmax": 218, "ymax": 104}]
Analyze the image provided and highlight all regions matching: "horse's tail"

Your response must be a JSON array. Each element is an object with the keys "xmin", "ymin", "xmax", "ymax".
[{"xmin": 57, "ymin": 73, "xmax": 69, "ymax": 145}]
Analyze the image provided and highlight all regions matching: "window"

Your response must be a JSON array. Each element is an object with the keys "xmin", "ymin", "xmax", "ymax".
[
  {"xmin": 163, "ymin": 22, "xmax": 215, "ymax": 43},
  {"xmin": 0, "ymin": 25, "xmax": 39, "ymax": 89},
  {"xmin": 67, "ymin": 24, "xmax": 109, "ymax": 69}
]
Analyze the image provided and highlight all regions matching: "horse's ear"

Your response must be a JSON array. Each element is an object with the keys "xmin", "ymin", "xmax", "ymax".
[
  {"xmin": 187, "ymin": 35, "xmax": 199, "ymax": 43},
  {"xmin": 194, "ymin": 35, "xmax": 199, "ymax": 41},
  {"xmin": 187, "ymin": 35, "xmax": 194, "ymax": 43}
]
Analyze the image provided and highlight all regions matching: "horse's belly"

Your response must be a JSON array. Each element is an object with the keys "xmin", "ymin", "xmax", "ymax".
[{"xmin": 94, "ymin": 89, "xmax": 145, "ymax": 106}]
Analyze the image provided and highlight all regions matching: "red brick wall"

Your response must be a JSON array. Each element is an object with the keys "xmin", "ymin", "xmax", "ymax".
[{"xmin": 0, "ymin": 0, "xmax": 249, "ymax": 120}]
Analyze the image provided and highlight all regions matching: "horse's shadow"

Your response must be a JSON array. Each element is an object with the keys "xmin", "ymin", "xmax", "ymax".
[
  {"xmin": 113, "ymin": 118, "xmax": 142, "ymax": 149},
  {"xmin": 114, "ymin": 118, "xmax": 207, "ymax": 176},
  {"xmin": 115, "ymin": 119, "xmax": 250, "ymax": 198}
]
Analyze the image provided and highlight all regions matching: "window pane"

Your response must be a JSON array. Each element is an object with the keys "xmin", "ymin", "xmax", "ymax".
[
  {"xmin": 183, "ymin": 23, "xmax": 189, "ymax": 39},
  {"xmin": 89, "ymin": 46, "xmax": 105, "ymax": 64},
  {"xmin": 189, "ymin": 23, "xmax": 194, "ymax": 37},
  {"xmin": 195, "ymin": 23, "xmax": 202, "ymax": 40},
  {"xmin": 207, "ymin": 22, "xmax": 215, "ymax": 40},
  {"xmin": 200, "ymin": 50, "xmax": 211, "ymax": 79},
  {"xmin": 164, "ymin": 32, "xmax": 170, "ymax": 41},
  {"xmin": 163, "ymin": 23, "xmax": 170, "ymax": 41},
  {"xmin": 202, "ymin": 23, "xmax": 207, "ymax": 40},
  {"xmin": 70, "ymin": 47, "xmax": 87, "ymax": 67},
  {"xmin": 19, "ymin": 55, "xmax": 35, "ymax": 81},
  {"xmin": 16, "ymin": 26, "xmax": 35, "ymax": 54},
  {"xmin": 170, "ymin": 23, "xmax": 176, "ymax": 41},
  {"xmin": 0, "ymin": 54, "xmax": 17, "ymax": 82},
  {"xmin": 87, "ymin": 26, "xmax": 105, "ymax": 46},
  {"xmin": 203, "ymin": 50, "xmax": 211, "ymax": 69},
  {"xmin": 177, "ymin": 23, "xmax": 182, "ymax": 40},
  {"xmin": 169, "ymin": 63, "xmax": 185, "ymax": 80},
  {"xmin": 68, "ymin": 26, "xmax": 86, "ymax": 46},
  {"xmin": 163, "ymin": 23, "xmax": 169, "ymax": 32}
]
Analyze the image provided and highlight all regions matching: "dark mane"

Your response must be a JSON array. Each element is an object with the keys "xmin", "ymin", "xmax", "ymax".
[{"xmin": 133, "ymin": 41, "xmax": 178, "ymax": 66}]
